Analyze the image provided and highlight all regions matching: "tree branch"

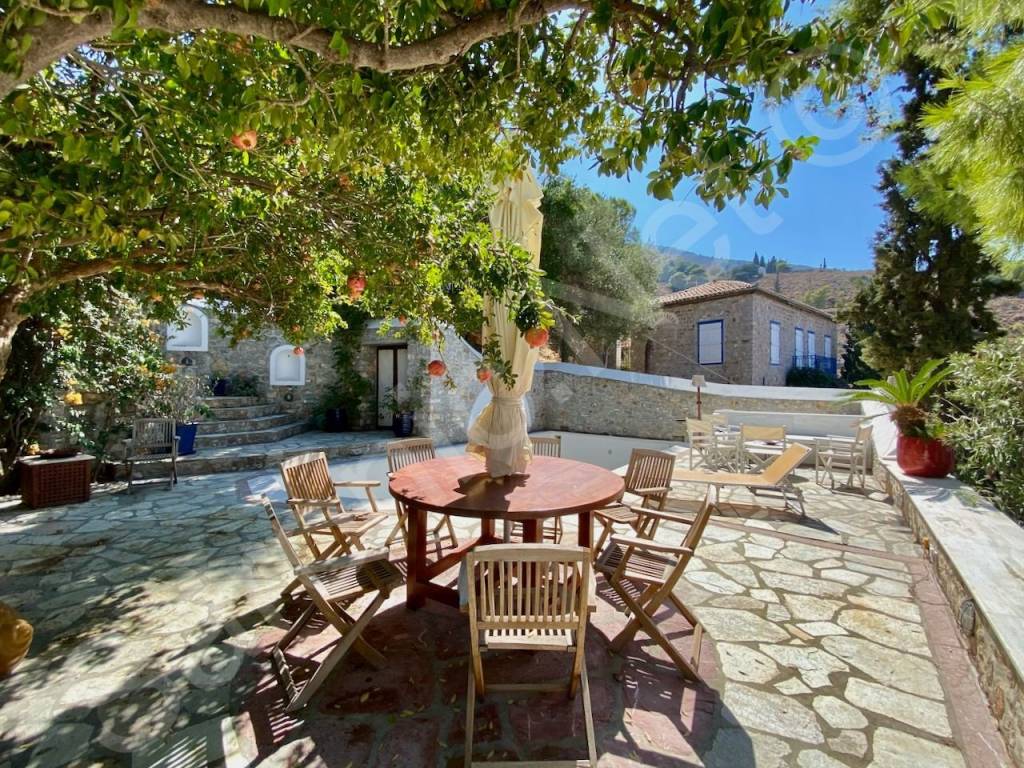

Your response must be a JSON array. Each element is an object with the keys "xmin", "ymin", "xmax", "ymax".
[{"xmin": 1, "ymin": 0, "xmax": 594, "ymax": 99}]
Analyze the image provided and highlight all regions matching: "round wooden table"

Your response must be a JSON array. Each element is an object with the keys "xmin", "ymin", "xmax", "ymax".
[{"xmin": 388, "ymin": 454, "xmax": 625, "ymax": 609}]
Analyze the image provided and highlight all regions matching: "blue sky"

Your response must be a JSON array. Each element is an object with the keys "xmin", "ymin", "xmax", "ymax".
[{"xmin": 559, "ymin": 98, "xmax": 895, "ymax": 272}]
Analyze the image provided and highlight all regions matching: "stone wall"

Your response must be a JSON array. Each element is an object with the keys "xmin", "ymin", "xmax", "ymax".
[
  {"xmin": 867, "ymin": 408, "xmax": 1024, "ymax": 768},
  {"xmin": 643, "ymin": 293, "xmax": 755, "ymax": 385},
  {"xmin": 358, "ymin": 323, "xmax": 483, "ymax": 445},
  {"xmin": 531, "ymin": 363, "xmax": 857, "ymax": 441},
  {"xmin": 419, "ymin": 331, "xmax": 485, "ymax": 445},
  {"xmin": 750, "ymin": 293, "xmax": 838, "ymax": 387},
  {"xmin": 639, "ymin": 291, "xmax": 840, "ymax": 386},
  {"xmin": 162, "ymin": 306, "xmax": 333, "ymax": 423}
]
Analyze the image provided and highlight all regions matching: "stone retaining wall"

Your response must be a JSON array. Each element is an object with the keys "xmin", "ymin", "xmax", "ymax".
[
  {"xmin": 531, "ymin": 363, "xmax": 857, "ymax": 440},
  {"xmin": 867, "ymin": 405, "xmax": 1024, "ymax": 768}
]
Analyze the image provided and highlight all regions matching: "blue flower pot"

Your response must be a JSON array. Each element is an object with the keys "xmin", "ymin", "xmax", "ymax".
[
  {"xmin": 176, "ymin": 423, "xmax": 199, "ymax": 455},
  {"xmin": 392, "ymin": 412, "xmax": 414, "ymax": 438}
]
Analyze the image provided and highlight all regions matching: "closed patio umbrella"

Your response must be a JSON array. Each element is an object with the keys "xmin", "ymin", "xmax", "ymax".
[{"xmin": 467, "ymin": 167, "xmax": 544, "ymax": 477}]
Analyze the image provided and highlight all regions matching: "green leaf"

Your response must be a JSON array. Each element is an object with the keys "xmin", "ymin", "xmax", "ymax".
[{"xmin": 330, "ymin": 31, "xmax": 349, "ymax": 58}]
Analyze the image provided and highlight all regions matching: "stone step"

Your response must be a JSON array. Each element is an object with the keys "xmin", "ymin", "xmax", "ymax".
[
  {"xmin": 202, "ymin": 396, "xmax": 264, "ymax": 409},
  {"xmin": 206, "ymin": 403, "xmax": 280, "ymax": 420},
  {"xmin": 197, "ymin": 413, "xmax": 294, "ymax": 435},
  {"xmin": 193, "ymin": 422, "xmax": 308, "ymax": 449},
  {"xmin": 122, "ymin": 431, "xmax": 396, "ymax": 478}
]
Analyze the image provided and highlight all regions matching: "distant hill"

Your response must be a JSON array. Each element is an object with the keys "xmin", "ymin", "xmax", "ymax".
[
  {"xmin": 653, "ymin": 245, "xmax": 815, "ymax": 281},
  {"xmin": 754, "ymin": 269, "xmax": 874, "ymax": 310},
  {"xmin": 989, "ymin": 296, "xmax": 1024, "ymax": 333},
  {"xmin": 753, "ymin": 271, "xmax": 1023, "ymax": 334}
]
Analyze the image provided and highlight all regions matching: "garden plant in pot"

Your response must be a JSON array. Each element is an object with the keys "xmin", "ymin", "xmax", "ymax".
[
  {"xmin": 845, "ymin": 359, "xmax": 954, "ymax": 478},
  {"xmin": 382, "ymin": 372, "xmax": 426, "ymax": 438},
  {"xmin": 210, "ymin": 362, "xmax": 230, "ymax": 397},
  {"xmin": 143, "ymin": 371, "xmax": 213, "ymax": 456},
  {"xmin": 315, "ymin": 317, "xmax": 373, "ymax": 432}
]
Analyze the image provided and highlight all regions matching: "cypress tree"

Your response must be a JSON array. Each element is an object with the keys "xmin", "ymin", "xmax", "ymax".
[{"xmin": 843, "ymin": 57, "xmax": 1015, "ymax": 374}]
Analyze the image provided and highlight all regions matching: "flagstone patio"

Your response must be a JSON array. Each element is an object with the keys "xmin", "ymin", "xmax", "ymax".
[{"xmin": 0, "ymin": 451, "xmax": 1009, "ymax": 767}]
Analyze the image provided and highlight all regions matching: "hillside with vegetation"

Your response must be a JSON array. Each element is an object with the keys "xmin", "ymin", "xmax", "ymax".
[{"xmin": 754, "ymin": 270, "xmax": 873, "ymax": 310}]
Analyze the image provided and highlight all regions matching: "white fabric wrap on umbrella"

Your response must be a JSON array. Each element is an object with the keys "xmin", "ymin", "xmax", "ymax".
[{"xmin": 466, "ymin": 167, "xmax": 544, "ymax": 477}]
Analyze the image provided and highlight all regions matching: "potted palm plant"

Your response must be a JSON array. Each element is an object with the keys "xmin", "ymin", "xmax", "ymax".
[{"xmin": 845, "ymin": 359, "xmax": 954, "ymax": 478}]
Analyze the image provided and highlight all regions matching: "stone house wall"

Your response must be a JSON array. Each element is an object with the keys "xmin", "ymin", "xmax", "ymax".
[
  {"xmin": 643, "ymin": 293, "xmax": 755, "ymax": 385},
  {"xmin": 639, "ymin": 291, "xmax": 839, "ymax": 386},
  {"xmin": 749, "ymin": 293, "xmax": 839, "ymax": 387},
  {"xmin": 358, "ymin": 323, "xmax": 484, "ymax": 445},
  {"xmin": 162, "ymin": 304, "xmax": 333, "ymax": 423}
]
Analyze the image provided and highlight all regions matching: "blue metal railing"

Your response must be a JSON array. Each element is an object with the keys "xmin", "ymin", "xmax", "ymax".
[{"xmin": 791, "ymin": 355, "xmax": 838, "ymax": 376}]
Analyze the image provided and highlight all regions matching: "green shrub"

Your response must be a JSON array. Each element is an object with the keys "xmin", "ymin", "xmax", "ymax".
[
  {"xmin": 944, "ymin": 335, "xmax": 1024, "ymax": 521},
  {"xmin": 785, "ymin": 367, "xmax": 847, "ymax": 389},
  {"xmin": 228, "ymin": 373, "xmax": 261, "ymax": 397}
]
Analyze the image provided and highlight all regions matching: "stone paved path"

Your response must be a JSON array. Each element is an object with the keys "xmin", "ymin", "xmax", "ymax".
[{"xmin": 0, "ymin": 453, "xmax": 1009, "ymax": 767}]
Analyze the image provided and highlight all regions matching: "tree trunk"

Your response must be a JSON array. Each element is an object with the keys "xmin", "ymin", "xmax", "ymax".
[{"xmin": 0, "ymin": 290, "xmax": 28, "ymax": 385}]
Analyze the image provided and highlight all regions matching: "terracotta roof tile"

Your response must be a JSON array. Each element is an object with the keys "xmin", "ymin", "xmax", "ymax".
[
  {"xmin": 657, "ymin": 280, "xmax": 755, "ymax": 305},
  {"xmin": 656, "ymin": 278, "xmax": 837, "ymax": 321}
]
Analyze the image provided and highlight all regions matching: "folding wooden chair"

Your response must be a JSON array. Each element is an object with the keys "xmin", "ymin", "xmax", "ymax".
[
  {"xmin": 815, "ymin": 424, "xmax": 873, "ymax": 490},
  {"xmin": 739, "ymin": 424, "xmax": 788, "ymax": 471},
  {"xmin": 596, "ymin": 487, "xmax": 715, "ymax": 680},
  {"xmin": 123, "ymin": 418, "xmax": 178, "ymax": 493},
  {"xmin": 261, "ymin": 497, "xmax": 402, "ymax": 711},
  {"xmin": 505, "ymin": 435, "xmax": 564, "ymax": 543},
  {"xmin": 279, "ymin": 452, "xmax": 387, "ymax": 598},
  {"xmin": 686, "ymin": 418, "xmax": 738, "ymax": 470},
  {"xmin": 593, "ymin": 448, "xmax": 676, "ymax": 553},
  {"xmin": 465, "ymin": 544, "xmax": 597, "ymax": 767},
  {"xmin": 384, "ymin": 437, "xmax": 459, "ymax": 548}
]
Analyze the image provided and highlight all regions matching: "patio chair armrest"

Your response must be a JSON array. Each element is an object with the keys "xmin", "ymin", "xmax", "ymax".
[
  {"xmin": 633, "ymin": 485, "xmax": 672, "ymax": 496},
  {"xmin": 295, "ymin": 547, "xmax": 391, "ymax": 576},
  {"xmin": 610, "ymin": 535, "xmax": 695, "ymax": 557},
  {"xmin": 629, "ymin": 507, "xmax": 698, "ymax": 526},
  {"xmin": 285, "ymin": 514, "xmax": 362, "ymax": 537},
  {"xmin": 820, "ymin": 434, "xmax": 856, "ymax": 444},
  {"xmin": 286, "ymin": 497, "xmax": 341, "ymax": 508},
  {"xmin": 334, "ymin": 480, "xmax": 380, "ymax": 488}
]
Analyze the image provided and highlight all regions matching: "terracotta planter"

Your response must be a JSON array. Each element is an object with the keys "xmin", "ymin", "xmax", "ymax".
[
  {"xmin": 897, "ymin": 435, "xmax": 955, "ymax": 478},
  {"xmin": 0, "ymin": 602, "xmax": 32, "ymax": 676}
]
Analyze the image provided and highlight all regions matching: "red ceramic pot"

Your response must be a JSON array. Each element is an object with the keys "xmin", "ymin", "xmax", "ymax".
[{"xmin": 897, "ymin": 435, "xmax": 955, "ymax": 478}]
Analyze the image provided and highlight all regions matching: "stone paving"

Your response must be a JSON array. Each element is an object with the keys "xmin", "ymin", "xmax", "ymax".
[{"xmin": 0, "ymin": 453, "xmax": 1010, "ymax": 767}]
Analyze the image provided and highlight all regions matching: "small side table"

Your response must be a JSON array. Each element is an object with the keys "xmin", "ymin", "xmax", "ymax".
[{"xmin": 19, "ymin": 454, "xmax": 94, "ymax": 509}]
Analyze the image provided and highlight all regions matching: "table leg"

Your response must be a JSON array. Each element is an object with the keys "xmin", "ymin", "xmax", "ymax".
[
  {"xmin": 577, "ymin": 510, "xmax": 593, "ymax": 550},
  {"xmin": 523, "ymin": 519, "xmax": 540, "ymax": 543},
  {"xmin": 406, "ymin": 503, "xmax": 427, "ymax": 610},
  {"xmin": 481, "ymin": 517, "xmax": 496, "ymax": 542}
]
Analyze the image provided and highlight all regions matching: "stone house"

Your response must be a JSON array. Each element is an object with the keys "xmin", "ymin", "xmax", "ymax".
[
  {"xmin": 162, "ymin": 302, "xmax": 484, "ymax": 445},
  {"xmin": 637, "ymin": 280, "xmax": 841, "ymax": 386}
]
